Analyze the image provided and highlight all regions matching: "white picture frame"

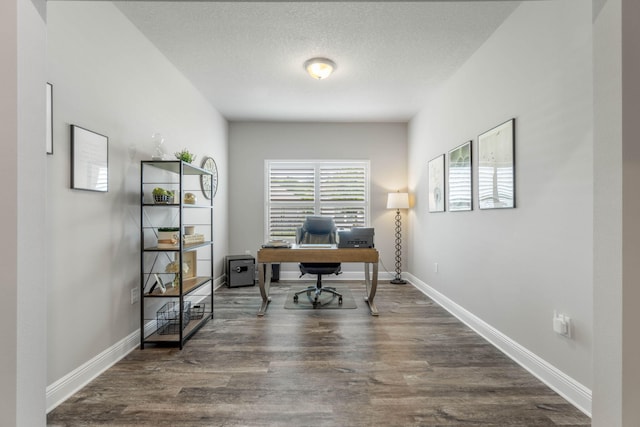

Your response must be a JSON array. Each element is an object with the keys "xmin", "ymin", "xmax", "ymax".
[
  {"xmin": 448, "ymin": 141, "xmax": 472, "ymax": 212},
  {"xmin": 152, "ymin": 273, "xmax": 166, "ymax": 294},
  {"xmin": 46, "ymin": 83, "xmax": 53, "ymax": 155},
  {"xmin": 478, "ymin": 119, "xmax": 515, "ymax": 209},
  {"xmin": 428, "ymin": 154, "xmax": 445, "ymax": 213}
]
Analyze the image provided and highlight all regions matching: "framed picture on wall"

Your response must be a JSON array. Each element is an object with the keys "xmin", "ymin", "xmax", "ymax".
[
  {"xmin": 428, "ymin": 154, "xmax": 445, "ymax": 212},
  {"xmin": 70, "ymin": 125, "xmax": 109, "ymax": 192},
  {"xmin": 478, "ymin": 118, "xmax": 515, "ymax": 209},
  {"xmin": 46, "ymin": 83, "xmax": 53, "ymax": 155},
  {"xmin": 448, "ymin": 140, "xmax": 472, "ymax": 211}
]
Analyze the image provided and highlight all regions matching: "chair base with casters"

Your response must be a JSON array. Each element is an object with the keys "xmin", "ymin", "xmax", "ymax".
[{"xmin": 293, "ymin": 262, "xmax": 342, "ymax": 308}]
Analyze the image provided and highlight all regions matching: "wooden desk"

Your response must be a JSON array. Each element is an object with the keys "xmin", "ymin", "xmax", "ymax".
[{"xmin": 257, "ymin": 245, "xmax": 379, "ymax": 316}]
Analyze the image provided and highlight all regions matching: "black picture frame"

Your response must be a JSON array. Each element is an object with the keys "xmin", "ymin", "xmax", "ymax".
[
  {"xmin": 46, "ymin": 83, "xmax": 53, "ymax": 155},
  {"xmin": 448, "ymin": 140, "xmax": 472, "ymax": 212},
  {"xmin": 428, "ymin": 153, "xmax": 445, "ymax": 213},
  {"xmin": 478, "ymin": 118, "xmax": 515, "ymax": 209},
  {"xmin": 70, "ymin": 125, "xmax": 109, "ymax": 192}
]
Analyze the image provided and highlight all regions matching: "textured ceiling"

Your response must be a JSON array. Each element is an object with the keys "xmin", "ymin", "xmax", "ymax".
[{"xmin": 115, "ymin": 1, "xmax": 521, "ymax": 122}]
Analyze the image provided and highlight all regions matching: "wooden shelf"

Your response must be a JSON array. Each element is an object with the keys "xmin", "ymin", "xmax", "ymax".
[
  {"xmin": 142, "ymin": 160, "xmax": 211, "ymax": 176},
  {"xmin": 143, "ymin": 241, "xmax": 212, "ymax": 252},
  {"xmin": 145, "ymin": 276, "xmax": 212, "ymax": 297},
  {"xmin": 141, "ymin": 203, "xmax": 213, "ymax": 209}
]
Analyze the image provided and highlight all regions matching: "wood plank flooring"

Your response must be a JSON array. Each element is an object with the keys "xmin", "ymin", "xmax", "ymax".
[{"xmin": 47, "ymin": 281, "xmax": 591, "ymax": 426}]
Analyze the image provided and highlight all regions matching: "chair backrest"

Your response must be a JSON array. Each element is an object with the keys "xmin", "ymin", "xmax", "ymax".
[{"xmin": 296, "ymin": 216, "xmax": 337, "ymax": 245}]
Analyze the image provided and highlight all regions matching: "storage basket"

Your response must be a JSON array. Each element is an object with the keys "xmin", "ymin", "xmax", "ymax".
[
  {"xmin": 153, "ymin": 194, "xmax": 171, "ymax": 204},
  {"xmin": 189, "ymin": 303, "xmax": 206, "ymax": 320},
  {"xmin": 156, "ymin": 301, "xmax": 191, "ymax": 335}
]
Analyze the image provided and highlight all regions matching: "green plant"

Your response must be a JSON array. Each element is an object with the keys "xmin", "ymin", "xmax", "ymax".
[
  {"xmin": 152, "ymin": 187, "xmax": 172, "ymax": 197},
  {"xmin": 174, "ymin": 148, "xmax": 196, "ymax": 163}
]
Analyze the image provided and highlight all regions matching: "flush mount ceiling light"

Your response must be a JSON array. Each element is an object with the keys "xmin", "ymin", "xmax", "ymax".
[{"xmin": 304, "ymin": 57, "xmax": 336, "ymax": 80}]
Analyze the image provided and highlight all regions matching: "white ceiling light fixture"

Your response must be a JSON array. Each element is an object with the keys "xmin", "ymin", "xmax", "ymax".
[{"xmin": 304, "ymin": 57, "xmax": 336, "ymax": 80}]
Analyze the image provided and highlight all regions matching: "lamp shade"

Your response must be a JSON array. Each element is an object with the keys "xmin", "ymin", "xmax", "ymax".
[{"xmin": 387, "ymin": 192, "xmax": 409, "ymax": 209}]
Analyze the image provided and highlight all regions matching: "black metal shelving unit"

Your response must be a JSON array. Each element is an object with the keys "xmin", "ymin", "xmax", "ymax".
[{"xmin": 140, "ymin": 160, "xmax": 214, "ymax": 349}]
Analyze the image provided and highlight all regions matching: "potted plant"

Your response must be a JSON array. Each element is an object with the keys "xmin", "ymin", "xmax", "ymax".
[
  {"xmin": 174, "ymin": 148, "xmax": 196, "ymax": 164},
  {"xmin": 152, "ymin": 187, "xmax": 174, "ymax": 204}
]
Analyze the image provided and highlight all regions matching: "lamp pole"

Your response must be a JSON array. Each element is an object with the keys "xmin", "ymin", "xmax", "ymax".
[
  {"xmin": 387, "ymin": 192, "xmax": 409, "ymax": 285},
  {"xmin": 391, "ymin": 208, "xmax": 406, "ymax": 284}
]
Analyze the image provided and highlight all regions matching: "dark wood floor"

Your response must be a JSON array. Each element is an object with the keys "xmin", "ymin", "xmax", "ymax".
[{"xmin": 48, "ymin": 281, "xmax": 591, "ymax": 426}]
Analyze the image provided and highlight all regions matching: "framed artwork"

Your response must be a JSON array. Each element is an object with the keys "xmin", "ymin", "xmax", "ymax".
[
  {"xmin": 182, "ymin": 251, "xmax": 197, "ymax": 279},
  {"xmin": 478, "ymin": 119, "xmax": 515, "ymax": 209},
  {"xmin": 428, "ymin": 154, "xmax": 445, "ymax": 212},
  {"xmin": 448, "ymin": 140, "xmax": 472, "ymax": 212},
  {"xmin": 46, "ymin": 83, "xmax": 53, "ymax": 155},
  {"xmin": 71, "ymin": 125, "xmax": 109, "ymax": 192},
  {"xmin": 150, "ymin": 274, "xmax": 166, "ymax": 294}
]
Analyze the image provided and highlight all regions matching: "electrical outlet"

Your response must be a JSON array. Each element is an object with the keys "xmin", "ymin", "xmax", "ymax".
[
  {"xmin": 553, "ymin": 311, "xmax": 571, "ymax": 338},
  {"xmin": 131, "ymin": 287, "xmax": 140, "ymax": 304}
]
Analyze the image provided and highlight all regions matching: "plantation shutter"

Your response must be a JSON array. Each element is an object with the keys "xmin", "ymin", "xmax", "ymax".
[
  {"xmin": 319, "ymin": 166, "xmax": 366, "ymax": 229},
  {"xmin": 266, "ymin": 161, "xmax": 369, "ymax": 241},
  {"xmin": 268, "ymin": 166, "xmax": 315, "ymax": 240}
]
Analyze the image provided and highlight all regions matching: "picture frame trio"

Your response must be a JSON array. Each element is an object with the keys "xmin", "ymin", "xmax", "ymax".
[{"xmin": 428, "ymin": 118, "xmax": 515, "ymax": 213}]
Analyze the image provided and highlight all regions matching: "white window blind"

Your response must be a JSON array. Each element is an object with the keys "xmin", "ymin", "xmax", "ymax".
[{"xmin": 266, "ymin": 161, "xmax": 369, "ymax": 241}]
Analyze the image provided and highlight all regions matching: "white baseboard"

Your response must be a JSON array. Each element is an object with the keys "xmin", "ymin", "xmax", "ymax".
[
  {"xmin": 47, "ymin": 275, "xmax": 226, "ymax": 413},
  {"xmin": 46, "ymin": 329, "xmax": 139, "ymax": 413},
  {"xmin": 405, "ymin": 273, "xmax": 592, "ymax": 417}
]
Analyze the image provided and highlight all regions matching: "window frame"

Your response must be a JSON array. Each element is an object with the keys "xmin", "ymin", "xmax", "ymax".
[{"xmin": 264, "ymin": 159, "xmax": 370, "ymax": 242}]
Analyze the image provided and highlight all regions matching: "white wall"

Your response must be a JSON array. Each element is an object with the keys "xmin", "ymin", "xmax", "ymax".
[
  {"xmin": 408, "ymin": 0, "xmax": 592, "ymax": 403},
  {"xmin": 228, "ymin": 122, "xmax": 407, "ymax": 278},
  {"xmin": 0, "ymin": 0, "xmax": 48, "ymax": 425},
  {"xmin": 46, "ymin": 1, "xmax": 228, "ymax": 396}
]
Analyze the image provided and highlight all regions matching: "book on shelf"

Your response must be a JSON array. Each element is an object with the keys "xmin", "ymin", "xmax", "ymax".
[
  {"xmin": 183, "ymin": 233, "xmax": 205, "ymax": 244},
  {"xmin": 157, "ymin": 243, "xmax": 179, "ymax": 249}
]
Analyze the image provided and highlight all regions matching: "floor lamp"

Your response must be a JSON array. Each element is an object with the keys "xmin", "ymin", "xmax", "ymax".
[{"xmin": 387, "ymin": 192, "xmax": 409, "ymax": 284}]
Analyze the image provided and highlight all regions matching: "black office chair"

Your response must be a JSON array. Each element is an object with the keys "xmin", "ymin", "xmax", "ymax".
[{"xmin": 293, "ymin": 216, "xmax": 343, "ymax": 307}]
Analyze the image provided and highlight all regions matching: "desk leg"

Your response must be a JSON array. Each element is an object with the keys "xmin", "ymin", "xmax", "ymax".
[
  {"xmin": 364, "ymin": 262, "xmax": 379, "ymax": 316},
  {"xmin": 257, "ymin": 262, "xmax": 272, "ymax": 316}
]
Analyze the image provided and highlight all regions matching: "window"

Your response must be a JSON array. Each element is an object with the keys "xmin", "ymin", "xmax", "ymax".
[{"xmin": 265, "ymin": 160, "xmax": 370, "ymax": 241}]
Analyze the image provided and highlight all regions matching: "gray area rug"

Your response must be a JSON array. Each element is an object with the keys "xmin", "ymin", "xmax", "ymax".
[{"xmin": 284, "ymin": 286, "xmax": 357, "ymax": 310}]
